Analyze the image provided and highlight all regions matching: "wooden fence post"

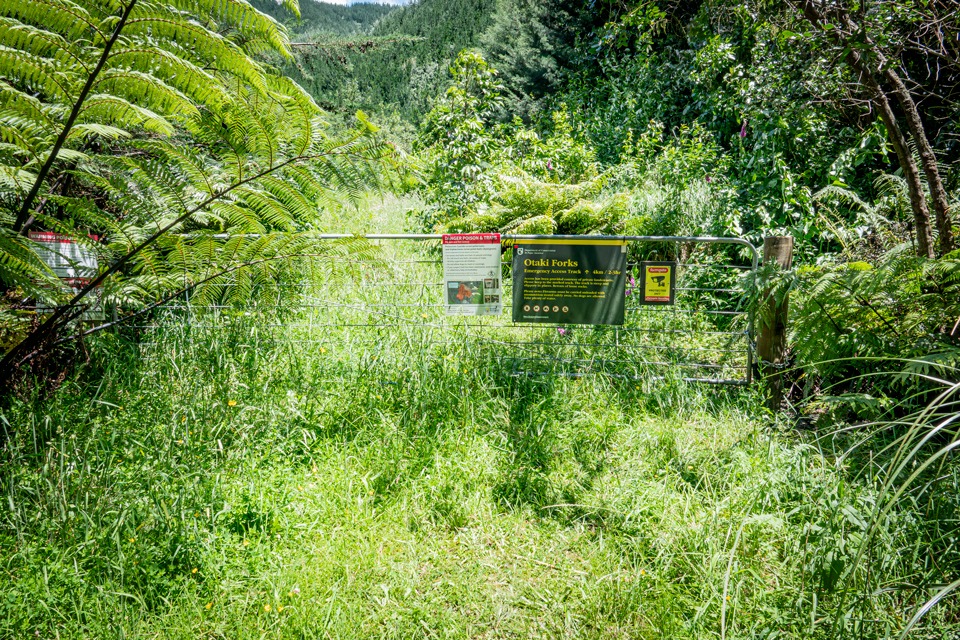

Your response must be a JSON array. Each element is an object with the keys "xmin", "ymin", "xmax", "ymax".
[{"xmin": 757, "ymin": 236, "xmax": 794, "ymax": 412}]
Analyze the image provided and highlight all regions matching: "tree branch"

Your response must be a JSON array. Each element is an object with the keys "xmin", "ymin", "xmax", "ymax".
[
  {"xmin": 0, "ymin": 141, "xmax": 375, "ymax": 387},
  {"xmin": 13, "ymin": 0, "xmax": 138, "ymax": 233}
]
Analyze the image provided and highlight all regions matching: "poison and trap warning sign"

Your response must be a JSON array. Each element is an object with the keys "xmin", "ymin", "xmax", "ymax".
[
  {"xmin": 512, "ymin": 239, "xmax": 627, "ymax": 325},
  {"xmin": 640, "ymin": 262, "xmax": 676, "ymax": 305},
  {"xmin": 442, "ymin": 233, "xmax": 503, "ymax": 316}
]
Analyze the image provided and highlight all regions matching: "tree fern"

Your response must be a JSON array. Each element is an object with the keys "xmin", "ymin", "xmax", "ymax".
[{"xmin": 0, "ymin": 0, "xmax": 397, "ymax": 389}]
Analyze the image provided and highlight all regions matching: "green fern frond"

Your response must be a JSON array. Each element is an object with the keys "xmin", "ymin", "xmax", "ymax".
[
  {"xmin": 0, "ymin": 118, "xmax": 48, "ymax": 162},
  {"xmin": 127, "ymin": 139, "xmax": 216, "ymax": 196},
  {"xmin": 0, "ymin": 164, "xmax": 38, "ymax": 195},
  {"xmin": 258, "ymin": 175, "xmax": 315, "ymax": 222},
  {"xmin": 278, "ymin": 0, "xmax": 299, "ymax": 20},
  {"xmin": 67, "ymin": 122, "xmax": 131, "ymax": 142},
  {"xmin": 209, "ymin": 200, "xmax": 268, "ymax": 234},
  {"xmin": 79, "ymin": 94, "xmax": 174, "ymax": 134},
  {"xmin": 814, "ymin": 184, "xmax": 875, "ymax": 214},
  {"xmin": 44, "ymin": 195, "xmax": 124, "ymax": 235},
  {"xmin": 0, "ymin": 0, "xmax": 97, "ymax": 42},
  {"xmin": 167, "ymin": 0, "xmax": 292, "ymax": 58},
  {"xmin": 236, "ymin": 188, "xmax": 297, "ymax": 231},
  {"xmin": 874, "ymin": 173, "xmax": 911, "ymax": 204},
  {"xmin": 0, "ymin": 85, "xmax": 60, "ymax": 128},
  {"xmin": 124, "ymin": 11, "xmax": 268, "ymax": 91},
  {"xmin": 0, "ymin": 17, "xmax": 87, "ymax": 67},
  {"xmin": 106, "ymin": 46, "xmax": 232, "ymax": 111},
  {"xmin": 265, "ymin": 72, "xmax": 320, "ymax": 153},
  {"xmin": 0, "ymin": 0, "xmax": 395, "ymax": 363},
  {"xmin": 94, "ymin": 69, "xmax": 199, "ymax": 119},
  {"xmin": 0, "ymin": 45, "xmax": 74, "ymax": 100}
]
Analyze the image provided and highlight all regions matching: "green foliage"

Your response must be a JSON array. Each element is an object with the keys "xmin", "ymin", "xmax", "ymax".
[
  {"xmin": 0, "ymin": 0, "xmax": 397, "ymax": 380},
  {"xmin": 552, "ymin": 0, "xmax": 874, "ymax": 249},
  {"xmin": 480, "ymin": 0, "xmax": 576, "ymax": 119},
  {"xmin": 2, "ymin": 192, "xmax": 960, "ymax": 637},
  {"xmin": 415, "ymin": 52, "xmax": 616, "ymax": 233},
  {"xmin": 2, "ymin": 234, "xmax": 957, "ymax": 635},
  {"xmin": 276, "ymin": 0, "xmax": 497, "ymax": 120},
  {"xmin": 502, "ymin": 107, "xmax": 598, "ymax": 182},
  {"xmin": 250, "ymin": 0, "xmax": 395, "ymax": 38},
  {"xmin": 789, "ymin": 249, "xmax": 960, "ymax": 388},
  {"xmin": 416, "ymin": 50, "xmax": 506, "ymax": 224},
  {"xmin": 617, "ymin": 122, "xmax": 740, "ymax": 237},
  {"xmin": 447, "ymin": 174, "xmax": 626, "ymax": 236}
]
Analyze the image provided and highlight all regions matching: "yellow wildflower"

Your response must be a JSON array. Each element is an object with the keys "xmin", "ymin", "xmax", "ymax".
[
  {"xmin": 227, "ymin": 400, "xmax": 237, "ymax": 407},
  {"xmin": 263, "ymin": 604, "xmax": 271, "ymax": 612},
  {"xmin": 205, "ymin": 602, "xmax": 212, "ymax": 610}
]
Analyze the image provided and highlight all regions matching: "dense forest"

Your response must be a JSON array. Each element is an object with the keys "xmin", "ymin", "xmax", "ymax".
[
  {"xmin": 251, "ymin": 0, "xmax": 498, "ymax": 117},
  {"xmin": 1, "ymin": 0, "xmax": 959, "ymax": 637},
  {"xmin": 251, "ymin": 0, "xmax": 397, "ymax": 37}
]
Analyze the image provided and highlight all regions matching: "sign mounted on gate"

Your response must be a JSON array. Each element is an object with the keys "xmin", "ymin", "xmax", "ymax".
[
  {"xmin": 639, "ymin": 261, "xmax": 676, "ymax": 305},
  {"xmin": 442, "ymin": 233, "xmax": 503, "ymax": 316},
  {"xmin": 512, "ymin": 239, "xmax": 627, "ymax": 325},
  {"xmin": 29, "ymin": 231, "xmax": 104, "ymax": 321}
]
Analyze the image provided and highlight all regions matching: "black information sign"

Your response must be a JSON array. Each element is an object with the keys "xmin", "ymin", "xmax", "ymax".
[{"xmin": 512, "ymin": 240, "xmax": 627, "ymax": 325}]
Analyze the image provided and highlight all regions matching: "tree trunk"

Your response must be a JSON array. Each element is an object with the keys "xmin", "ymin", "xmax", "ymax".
[
  {"xmin": 856, "ymin": 64, "xmax": 936, "ymax": 259},
  {"xmin": 798, "ymin": 1, "xmax": 936, "ymax": 259},
  {"xmin": 880, "ymin": 67, "xmax": 954, "ymax": 256},
  {"xmin": 834, "ymin": 7, "xmax": 955, "ymax": 255}
]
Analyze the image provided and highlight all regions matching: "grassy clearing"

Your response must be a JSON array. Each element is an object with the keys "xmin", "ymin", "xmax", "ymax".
[{"xmin": 1, "ymin": 198, "xmax": 956, "ymax": 638}]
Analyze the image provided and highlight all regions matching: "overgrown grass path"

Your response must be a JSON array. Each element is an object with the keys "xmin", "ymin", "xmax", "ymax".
[
  {"xmin": 2, "ymin": 314, "xmax": 891, "ymax": 638},
  {"xmin": 0, "ymin": 199, "xmax": 933, "ymax": 637}
]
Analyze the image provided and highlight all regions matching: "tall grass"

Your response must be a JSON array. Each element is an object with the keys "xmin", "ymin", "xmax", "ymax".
[
  {"xmin": 1, "ymin": 234, "xmax": 958, "ymax": 637},
  {"xmin": 802, "ymin": 365, "xmax": 960, "ymax": 638}
]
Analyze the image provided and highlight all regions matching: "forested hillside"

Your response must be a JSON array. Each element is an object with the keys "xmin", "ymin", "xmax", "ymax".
[
  {"xmin": 274, "ymin": 0, "xmax": 497, "ymax": 116},
  {"xmin": 250, "ymin": 0, "xmax": 397, "ymax": 37},
  {"xmin": 2, "ymin": 1, "xmax": 960, "ymax": 638}
]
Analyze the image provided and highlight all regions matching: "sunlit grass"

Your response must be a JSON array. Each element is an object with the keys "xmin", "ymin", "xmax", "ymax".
[{"xmin": 1, "ymin": 206, "xmax": 958, "ymax": 638}]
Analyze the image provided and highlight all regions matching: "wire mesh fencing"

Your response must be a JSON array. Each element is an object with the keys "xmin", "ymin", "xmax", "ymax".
[{"xmin": 132, "ymin": 234, "xmax": 759, "ymax": 385}]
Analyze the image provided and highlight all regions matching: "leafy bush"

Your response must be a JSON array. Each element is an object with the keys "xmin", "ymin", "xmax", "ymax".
[
  {"xmin": 416, "ymin": 51, "xmax": 506, "ymax": 226},
  {"xmin": 790, "ymin": 250, "xmax": 960, "ymax": 394},
  {"xmin": 502, "ymin": 107, "xmax": 599, "ymax": 183}
]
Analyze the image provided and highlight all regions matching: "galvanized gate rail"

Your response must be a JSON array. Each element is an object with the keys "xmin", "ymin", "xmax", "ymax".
[{"xmin": 140, "ymin": 234, "xmax": 758, "ymax": 386}]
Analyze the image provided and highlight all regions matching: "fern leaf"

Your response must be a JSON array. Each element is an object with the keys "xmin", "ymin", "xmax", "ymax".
[
  {"xmin": 0, "ymin": 0, "xmax": 97, "ymax": 42},
  {"xmin": 79, "ymin": 94, "xmax": 174, "ymax": 134}
]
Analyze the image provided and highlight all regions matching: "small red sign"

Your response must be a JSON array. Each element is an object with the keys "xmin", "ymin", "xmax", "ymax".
[{"xmin": 442, "ymin": 233, "xmax": 500, "ymax": 245}]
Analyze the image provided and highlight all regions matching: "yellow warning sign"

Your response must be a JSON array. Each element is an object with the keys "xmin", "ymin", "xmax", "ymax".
[{"xmin": 642, "ymin": 262, "xmax": 675, "ymax": 305}]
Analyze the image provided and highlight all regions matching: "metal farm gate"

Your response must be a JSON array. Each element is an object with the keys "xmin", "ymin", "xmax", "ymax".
[{"xmin": 145, "ymin": 234, "xmax": 759, "ymax": 385}]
